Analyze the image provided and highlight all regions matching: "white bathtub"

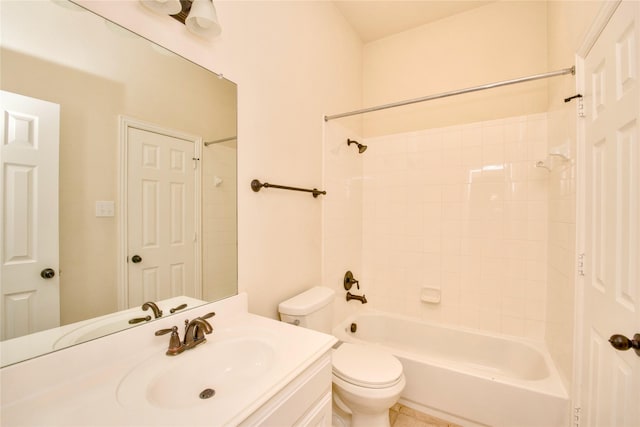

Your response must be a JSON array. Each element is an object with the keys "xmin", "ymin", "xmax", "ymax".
[{"xmin": 333, "ymin": 311, "xmax": 569, "ymax": 427}]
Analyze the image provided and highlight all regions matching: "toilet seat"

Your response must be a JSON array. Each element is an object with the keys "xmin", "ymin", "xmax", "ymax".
[{"xmin": 332, "ymin": 343, "xmax": 403, "ymax": 389}]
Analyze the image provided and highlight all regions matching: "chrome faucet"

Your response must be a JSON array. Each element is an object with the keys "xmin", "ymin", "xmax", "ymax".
[
  {"xmin": 142, "ymin": 301, "xmax": 163, "ymax": 318},
  {"xmin": 155, "ymin": 312, "xmax": 215, "ymax": 356}
]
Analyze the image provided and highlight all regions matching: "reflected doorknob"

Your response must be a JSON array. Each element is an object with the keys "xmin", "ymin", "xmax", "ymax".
[
  {"xmin": 40, "ymin": 268, "xmax": 56, "ymax": 279},
  {"xmin": 131, "ymin": 255, "xmax": 142, "ymax": 263},
  {"xmin": 609, "ymin": 334, "xmax": 640, "ymax": 357}
]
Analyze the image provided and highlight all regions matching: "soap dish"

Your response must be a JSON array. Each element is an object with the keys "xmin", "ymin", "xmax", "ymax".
[{"xmin": 420, "ymin": 287, "xmax": 441, "ymax": 304}]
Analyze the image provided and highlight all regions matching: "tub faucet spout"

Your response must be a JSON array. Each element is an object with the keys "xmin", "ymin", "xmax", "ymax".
[{"xmin": 346, "ymin": 291, "xmax": 367, "ymax": 304}]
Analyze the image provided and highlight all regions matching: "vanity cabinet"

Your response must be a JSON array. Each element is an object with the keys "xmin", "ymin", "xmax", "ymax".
[
  {"xmin": 0, "ymin": 295, "xmax": 337, "ymax": 427},
  {"xmin": 240, "ymin": 351, "xmax": 333, "ymax": 426}
]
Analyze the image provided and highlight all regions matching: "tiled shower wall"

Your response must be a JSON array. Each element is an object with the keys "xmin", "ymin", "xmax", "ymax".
[
  {"xmin": 361, "ymin": 113, "xmax": 550, "ymax": 340},
  {"xmin": 202, "ymin": 143, "xmax": 237, "ymax": 302}
]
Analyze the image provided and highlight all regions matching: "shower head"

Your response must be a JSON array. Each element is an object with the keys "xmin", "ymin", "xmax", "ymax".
[{"xmin": 347, "ymin": 138, "xmax": 367, "ymax": 154}]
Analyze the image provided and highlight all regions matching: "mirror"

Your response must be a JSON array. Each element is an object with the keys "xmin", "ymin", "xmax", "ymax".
[{"xmin": 0, "ymin": 0, "xmax": 237, "ymax": 367}]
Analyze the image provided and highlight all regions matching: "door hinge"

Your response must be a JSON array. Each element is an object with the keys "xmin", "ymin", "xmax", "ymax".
[
  {"xmin": 577, "ymin": 96, "xmax": 585, "ymax": 118},
  {"xmin": 192, "ymin": 157, "xmax": 200, "ymax": 169},
  {"xmin": 565, "ymin": 94, "xmax": 585, "ymax": 118},
  {"xmin": 573, "ymin": 406, "xmax": 581, "ymax": 427},
  {"xmin": 578, "ymin": 253, "xmax": 585, "ymax": 276}
]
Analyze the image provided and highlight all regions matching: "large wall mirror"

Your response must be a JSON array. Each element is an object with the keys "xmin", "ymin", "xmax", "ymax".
[{"xmin": 0, "ymin": 0, "xmax": 237, "ymax": 367}]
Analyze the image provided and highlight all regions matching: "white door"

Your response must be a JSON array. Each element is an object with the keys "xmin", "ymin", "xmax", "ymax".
[
  {"xmin": 125, "ymin": 122, "xmax": 201, "ymax": 308},
  {"xmin": 0, "ymin": 90, "xmax": 60, "ymax": 340},
  {"xmin": 581, "ymin": 1, "xmax": 640, "ymax": 426}
]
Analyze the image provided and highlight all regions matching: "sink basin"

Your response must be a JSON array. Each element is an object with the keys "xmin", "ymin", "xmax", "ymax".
[
  {"xmin": 52, "ymin": 312, "xmax": 143, "ymax": 349},
  {"xmin": 117, "ymin": 336, "xmax": 276, "ymax": 410}
]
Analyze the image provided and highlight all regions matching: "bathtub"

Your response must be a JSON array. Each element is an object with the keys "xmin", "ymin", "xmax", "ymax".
[{"xmin": 333, "ymin": 311, "xmax": 569, "ymax": 427}]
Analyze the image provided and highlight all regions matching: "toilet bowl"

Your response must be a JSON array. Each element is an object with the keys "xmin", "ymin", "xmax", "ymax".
[
  {"xmin": 278, "ymin": 286, "xmax": 405, "ymax": 427},
  {"xmin": 332, "ymin": 342, "xmax": 406, "ymax": 427}
]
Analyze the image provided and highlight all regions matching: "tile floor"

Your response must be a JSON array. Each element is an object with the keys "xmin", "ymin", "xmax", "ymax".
[{"xmin": 389, "ymin": 404, "xmax": 463, "ymax": 427}]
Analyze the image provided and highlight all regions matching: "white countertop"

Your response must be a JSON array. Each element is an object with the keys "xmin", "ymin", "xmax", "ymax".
[{"xmin": 0, "ymin": 293, "xmax": 336, "ymax": 426}]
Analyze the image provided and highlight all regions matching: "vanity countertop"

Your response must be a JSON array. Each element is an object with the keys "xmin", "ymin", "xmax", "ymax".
[{"xmin": 0, "ymin": 293, "xmax": 336, "ymax": 426}]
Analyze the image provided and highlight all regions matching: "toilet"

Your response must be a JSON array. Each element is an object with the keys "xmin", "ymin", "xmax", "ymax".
[{"xmin": 278, "ymin": 286, "xmax": 406, "ymax": 427}]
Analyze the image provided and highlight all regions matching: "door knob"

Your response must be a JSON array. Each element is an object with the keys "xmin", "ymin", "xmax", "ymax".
[
  {"xmin": 131, "ymin": 255, "xmax": 142, "ymax": 263},
  {"xmin": 40, "ymin": 268, "xmax": 56, "ymax": 279},
  {"xmin": 609, "ymin": 334, "xmax": 640, "ymax": 357}
]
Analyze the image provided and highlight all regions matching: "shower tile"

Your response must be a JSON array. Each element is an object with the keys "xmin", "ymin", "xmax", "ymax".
[
  {"xmin": 478, "ymin": 308, "xmax": 501, "ymax": 331},
  {"xmin": 442, "ymin": 146, "xmax": 462, "ymax": 165},
  {"xmin": 527, "ymin": 162, "xmax": 549, "ymax": 181},
  {"xmin": 441, "ymin": 166, "xmax": 467, "ymax": 184},
  {"xmin": 482, "ymin": 143, "xmax": 504, "ymax": 164},
  {"xmin": 461, "ymin": 124, "xmax": 483, "ymax": 147},
  {"xmin": 506, "ymin": 161, "xmax": 529, "ymax": 181},
  {"xmin": 502, "ymin": 296, "xmax": 525, "ymax": 318},
  {"xmin": 441, "ymin": 127, "xmax": 462, "ymax": 147},
  {"xmin": 442, "ymin": 184, "xmax": 465, "ymax": 202},
  {"xmin": 525, "ymin": 298, "xmax": 546, "ymax": 321},
  {"xmin": 525, "ymin": 260, "xmax": 547, "ymax": 281},
  {"xmin": 501, "ymin": 314, "xmax": 525, "ymax": 336},
  {"xmin": 505, "ymin": 181, "xmax": 528, "ymax": 201},
  {"xmin": 525, "ymin": 319, "xmax": 546, "ymax": 340},
  {"xmin": 482, "ymin": 123, "xmax": 505, "ymax": 146},
  {"xmin": 504, "ymin": 141, "xmax": 528, "ymax": 161},
  {"xmin": 527, "ymin": 138, "xmax": 548, "ymax": 160},
  {"xmin": 527, "ymin": 221, "xmax": 547, "ymax": 241},
  {"xmin": 408, "ymin": 130, "xmax": 444, "ymax": 152},
  {"xmin": 356, "ymin": 112, "xmax": 549, "ymax": 340},
  {"xmin": 459, "ymin": 305, "xmax": 480, "ymax": 328},
  {"xmin": 481, "ymin": 239, "xmax": 506, "ymax": 258},
  {"xmin": 527, "ymin": 200, "xmax": 548, "ymax": 220},
  {"xmin": 424, "ymin": 238, "xmax": 441, "ymax": 254},
  {"xmin": 460, "ymin": 146, "xmax": 482, "ymax": 165},
  {"xmin": 505, "ymin": 221, "xmax": 529, "ymax": 240},
  {"xmin": 504, "ymin": 117, "xmax": 527, "ymax": 144}
]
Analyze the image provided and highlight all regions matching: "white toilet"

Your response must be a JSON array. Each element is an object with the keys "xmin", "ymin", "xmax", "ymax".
[{"xmin": 278, "ymin": 286, "xmax": 406, "ymax": 427}]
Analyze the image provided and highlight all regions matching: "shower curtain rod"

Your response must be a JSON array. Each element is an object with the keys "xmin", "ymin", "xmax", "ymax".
[
  {"xmin": 204, "ymin": 136, "xmax": 237, "ymax": 146},
  {"xmin": 324, "ymin": 66, "xmax": 575, "ymax": 122}
]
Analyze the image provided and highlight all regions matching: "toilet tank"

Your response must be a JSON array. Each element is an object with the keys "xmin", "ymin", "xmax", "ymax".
[{"xmin": 278, "ymin": 286, "xmax": 335, "ymax": 333}]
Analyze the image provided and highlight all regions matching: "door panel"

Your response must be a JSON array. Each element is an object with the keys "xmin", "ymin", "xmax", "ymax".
[
  {"xmin": 0, "ymin": 90, "xmax": 60, "ymax": 340},
  {"xmin": 126, "ymin": 126, "xmax": 199, "ymax": 307},
  {"xmin": 581, "ymin": 2, "xmax": 640, "ymax": 426}
]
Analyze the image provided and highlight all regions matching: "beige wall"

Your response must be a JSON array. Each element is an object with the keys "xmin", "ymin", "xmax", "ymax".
[
  {"xmin": 77, "ymin": 0, "xmax": 363, "ymax": 319},
  {"xmin": 362, "ymin": 1, "xmax": 549, "ymax": 137},
  {"xmin": 545, "ymin": 0, "xmax": 603, "ymax": 388}
]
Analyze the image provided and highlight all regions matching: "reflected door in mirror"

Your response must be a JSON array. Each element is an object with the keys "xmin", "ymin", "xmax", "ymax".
[
  {"xmin": 125, "ymin": 122, "xmax": 201, "ymax": 307},
  {"xmin": 0, "ymin": 91, "xmax": 60, "ymax": 339}
]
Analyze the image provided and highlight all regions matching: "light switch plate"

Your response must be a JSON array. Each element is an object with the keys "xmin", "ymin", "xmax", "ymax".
[{"xmin": 95, "ymin": 201, "xmax": 115, "ymax": 217}]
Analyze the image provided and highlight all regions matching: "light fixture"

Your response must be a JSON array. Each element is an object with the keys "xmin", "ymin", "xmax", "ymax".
[
  {"xmin": 140, "ymin": 0, "xmax": 181, "ymax": 15},
  {"xmin": 141, "ymin": 0, "xmax": 221, "ymax": 37}
]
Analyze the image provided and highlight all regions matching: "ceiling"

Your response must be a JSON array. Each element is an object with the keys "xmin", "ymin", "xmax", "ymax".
[{"xmin": 333, "ymin": 1, "xmax": 494, "ymax": 43}]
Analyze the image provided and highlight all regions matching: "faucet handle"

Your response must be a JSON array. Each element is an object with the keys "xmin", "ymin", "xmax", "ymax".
[
  {"xmin": 129, "ymin": 315, "xmax": 152, "ymax": 324},
  {"xmin": 155, "ymin": 327, "xmax": 173, "ymax": 336},
  {"xmin": 169, "ymin": 303, "xmax": 188, "ymax": 314},
  {"xmin": 155, "ymin": 326, "xmax": 184, "ymax": 356},
  {"xmin": 201, "ymin": 311, "xmax": 216, "ymax": 320}
]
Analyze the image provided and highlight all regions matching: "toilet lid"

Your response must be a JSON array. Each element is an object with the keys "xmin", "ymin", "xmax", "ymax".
[{"xmin": 332, "ymin": 343, "xmax": 403, "ymax": 388}]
